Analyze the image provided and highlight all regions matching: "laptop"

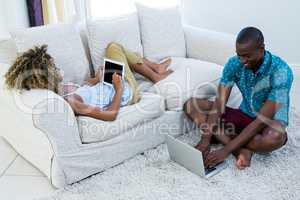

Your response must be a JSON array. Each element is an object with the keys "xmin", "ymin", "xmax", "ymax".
[
  {"xmin": 103, "ymin": 58, "xmax": 125, "ymax": 85},
  {"xmin": 165, "ymin": 135, "xmax": 227, "ymax": 178}
]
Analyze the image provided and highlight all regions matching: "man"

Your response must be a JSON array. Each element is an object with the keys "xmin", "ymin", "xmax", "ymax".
[{"xmin": 184, "ymin": 27, "xmax": 293, "ymax": 170}]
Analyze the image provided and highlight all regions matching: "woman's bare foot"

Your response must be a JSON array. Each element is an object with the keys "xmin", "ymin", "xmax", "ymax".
[
  {"xmin": 156, "ymin": 58, "xmax": 172, "ymax": 74},
  {"xmin": 153, "ymin": 69, "xmax": 173, "ymax": 83},
  {"xmin": 235, "ymin": 148, "xmax": 253, "ymax": 170},
  {"xmin": 144, "ymin": 58, "xmax": 172, "ymax": 74}
]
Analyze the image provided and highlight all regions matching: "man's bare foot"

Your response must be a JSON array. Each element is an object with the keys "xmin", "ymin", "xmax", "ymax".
[
  {"xmin": 235, "ymin": 148, "xmax": 253, "ymax": 170},
  {"xmin": 153, "ymin": 69, "xmax": 173, "ymax": 83}
]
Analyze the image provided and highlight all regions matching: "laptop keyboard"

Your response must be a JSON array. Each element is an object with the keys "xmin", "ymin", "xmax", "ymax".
[
  {"xmin": 205, "ymin": 166, "xmax": 217, "ymax": 174},
  {"xmin": 205, "ymin": 161, "xmax": 225, "ymax": 174}
]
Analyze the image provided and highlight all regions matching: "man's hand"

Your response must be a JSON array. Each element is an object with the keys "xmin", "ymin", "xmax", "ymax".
[
  {"xmin": 207, "ymin": 112, "xmax": 220, "ymax": 134},
  {"xmin": 205, "ymin": 148, "xmax": 229, "ymax": 168},
  {"xmin": 112, "ymin": 72, "xmax": 123, "ymax": 93},
  {"xmin": 195, "ymin": 137, "xmax": 211, "ymax": 159}
]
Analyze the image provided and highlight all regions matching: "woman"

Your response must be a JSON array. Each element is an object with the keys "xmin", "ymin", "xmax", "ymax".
[{"xmin": 5, "ymin": 43, "xmax": 172, "ymax": 121}]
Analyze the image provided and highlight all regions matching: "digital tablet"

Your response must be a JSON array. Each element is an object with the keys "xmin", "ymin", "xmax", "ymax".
[{"xmin": 103, "ymin": 58, "xmax": 125, "ymax": 85}]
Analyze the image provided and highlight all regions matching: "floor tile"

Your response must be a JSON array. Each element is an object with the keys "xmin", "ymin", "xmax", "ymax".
[
  {"xmin": 0, "ymin": 137, "xmax": 17, "ymax": 177},
  {"xmin": 5, "ymin": 155, "xmax": 45, "ymax": 177},
  {"xmin": 0, "ymin": 176, "xmax": 55, "ymax": 200}
]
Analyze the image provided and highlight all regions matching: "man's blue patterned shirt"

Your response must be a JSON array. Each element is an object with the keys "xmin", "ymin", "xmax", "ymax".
[{"xmin": 220, "ymin": 51, "xmax": 293, "ymax": 126}]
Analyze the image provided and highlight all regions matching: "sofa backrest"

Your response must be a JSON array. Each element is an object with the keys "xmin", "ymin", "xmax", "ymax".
[
  {"xmin": 10, "ymin": 24, "xmax": 91, "ymax": 85},
  {"xmin": 136, "ymin": 3, "xmax": 186, "ymax": 62},
  {"xmin": 1, "ymin": 4, "xmax": 186, "ymax": 83},
  {"xmin": 76, "ymin": 22, "xmax": 94, "ymax": 76},
  {"xmin": 86, "ymin": 12, "xmax": 143, "ymax": 72},
  {"xmin": 0, "ymin": 26, "xmax": 94, "ymax": 78}
]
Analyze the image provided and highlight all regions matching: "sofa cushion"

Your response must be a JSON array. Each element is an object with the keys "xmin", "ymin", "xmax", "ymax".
[
  {"xmin": 11, "ymin": 24, "xmax": 90, "ymax": 85},
  {"xmin": 148, "ymin": 57, "xmax": 223, "ymax": 110},
  {"xmin": 77, "ymin": 93, "xmax": 165, "ymax": 143},
  {"xmin": 87, "ymin": 13, "xmax": 143, "ymax": 70},
  {"xmin": 136, "ymin": 3, "xmax": 186, "ymax": 62}
]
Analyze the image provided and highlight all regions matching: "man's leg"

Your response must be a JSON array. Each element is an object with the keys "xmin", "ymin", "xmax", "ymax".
[
  {"xmin": 214, "ymin": 121, "xmax": 287, "ymax": 169},
  {"xmin": 233, "ymin": 121, "xmax": 286, "ymax": 169},
  {"xmin": 206, "ymin": 126, "xmax": 252, "ymax": 169},
  {"xmin": 184, "ymin": 97, "xmax": 214, "ymax": 129},
  {"xmin": 207, "ymin": 107, "xmax": 254, "ymax": 169},
  {"xmin": 185, "ymin": 100, "xmax": 241, "ymax": 148},
  {"xmin": 184, "ymin": 98, "xmax": 225, "ymax": 150},
  {"xmin": 211, "ymin": 129, "xmax": 252, "ymax": 169},
  {"xmin": 185, "ymin": 100, "xmax": 287, "ymax": 169},
  {"xmin": 184, "ymin": 98, "xmax": 245, "ymax": 162},
  {"xmin": 185, "ymin": 99, "xmax": 252, "ymax": 167},
  {"xmin": 246, "ymin": 121, "xmax": 287, "ymax": 152}
]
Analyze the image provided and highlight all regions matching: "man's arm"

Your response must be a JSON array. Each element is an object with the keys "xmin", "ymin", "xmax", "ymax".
[
  {"xmin": 202, "ymin": 85, "xmax": 233, "ymax": 141},
  {"xmin": 197, "ymin": 57, "xmax": 237, "ymax": 158},
  {"xmin": 203, "ymin": 57, "xmax": 238, "ymax": 140}
]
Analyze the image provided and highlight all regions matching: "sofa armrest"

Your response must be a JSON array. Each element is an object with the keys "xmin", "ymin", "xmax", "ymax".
[
  {"xmin": 183, "ymin": 25, "xmax": 235, "ymax": 66},
  {"xmin": 0, "ymin": 89, "xmax": 53, "ymax": 177},
  {"xmin": 1, "ymin": 86, "xmax": 80, "ymax": 186},
  {"xmin": 32, "ymin": 91, "xmax": 82, "ymax": 154}
]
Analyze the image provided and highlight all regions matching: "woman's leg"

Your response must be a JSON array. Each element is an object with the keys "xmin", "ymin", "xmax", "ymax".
[
  {"xmin": 105, "ymin": 42, "xmax": 141, "ymax": 104},
  {"xmin": 121, "ymin": 45, "xmax": 173, "ymax": 82},
  {"xmin": 106, "ymin": 42, "xmax": 173, "ymax": 84}
]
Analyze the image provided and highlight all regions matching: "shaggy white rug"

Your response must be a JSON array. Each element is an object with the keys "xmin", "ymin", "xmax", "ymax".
[{"xmin": 41, "ymin": 107, "xmax": 300, "ymax": 200}]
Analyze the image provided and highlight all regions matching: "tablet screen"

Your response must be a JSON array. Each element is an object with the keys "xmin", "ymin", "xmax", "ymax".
[{"xmin": 103, "ymin": 60, "xmax": 124, "ymax": 84}]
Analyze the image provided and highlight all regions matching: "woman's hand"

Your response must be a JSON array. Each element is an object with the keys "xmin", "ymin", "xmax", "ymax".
[
  {"xmin": 95, "ymin": 67, "xmax": 103, "ymax": 82},
  {"xmin": 112, "ymin": 72, "xmax": 123, "ymax": 93},
  {"xmin": 84, "ymin": 67, "xmax": 103, "ymax": 86}
]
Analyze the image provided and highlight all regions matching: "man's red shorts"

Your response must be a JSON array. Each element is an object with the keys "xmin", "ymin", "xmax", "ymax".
[
  {"xmin": 220, "ymin": 107, "xmax": 287, "ymax": 145},
  {"xmin": 220, "ymin": 106, "xmax": 255, "ymax": 134}
]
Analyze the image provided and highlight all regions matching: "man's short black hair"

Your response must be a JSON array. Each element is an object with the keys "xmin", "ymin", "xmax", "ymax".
[{"xmin": 236, "ymin": 27, "xmax": 264, "ymax": 46}]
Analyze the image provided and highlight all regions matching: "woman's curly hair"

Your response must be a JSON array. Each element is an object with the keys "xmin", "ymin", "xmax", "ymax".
[{"xmin": 4, "ymin": 45, "xmax": 62, "ymax": 93}]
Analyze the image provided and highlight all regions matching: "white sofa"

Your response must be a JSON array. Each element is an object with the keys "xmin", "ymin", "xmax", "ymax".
[{"xmin": 0, "ymin": 6, "xmax": 240, "ymax": 188}]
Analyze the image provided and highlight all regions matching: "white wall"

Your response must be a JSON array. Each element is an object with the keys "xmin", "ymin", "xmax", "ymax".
[
  {"xmin": 89, "ymin": 0, "xmax": 180, "ymax": 18},
  {"xmin": 0, "ymin": 0, "xmax": 29, "ymax": 38},
  {"xmin": 182, "ymin": 0, "xmax": 300, "ymax": 66},
  {"xmin": 0, "ymin": 1, "xmax": 9, "ymax": 38}
]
